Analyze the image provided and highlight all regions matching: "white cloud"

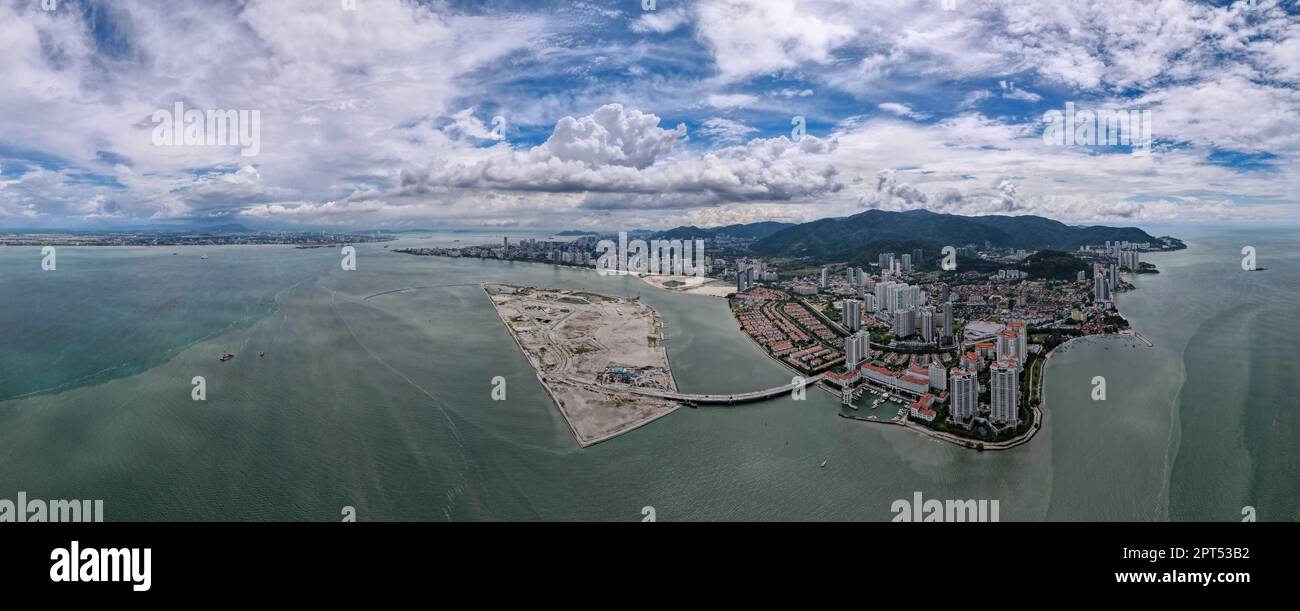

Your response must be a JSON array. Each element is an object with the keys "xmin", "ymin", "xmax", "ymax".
[
  {"xmin": 537, "ymin": 104, "xmax": 686, "ymax": 169},
  {"xmin": 700, "ymin": 117, "xmax": 758, "ymax": 143},
  {"xmin": 399, "ymin": 104, "xmax": 842, "ymax": 209},
  {"xmin": 630, "ymin": 6, "xmax": 691, "ymax": 34},
  {"xmin": 691, "ymin": 0, "xmax": 856, "ymax": 82},
  {"xmin": 877, "ymin": 103, "xmax": 927, "ymax": 120},
  {"xmin": 706, "ymin": 93, "xmax": 759, "ymax": 109}
]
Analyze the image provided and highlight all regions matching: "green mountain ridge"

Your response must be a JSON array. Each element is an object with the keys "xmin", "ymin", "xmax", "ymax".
[{"xmin": 751, "ymin": 209, "xmax": 1163, "ymax": 262}]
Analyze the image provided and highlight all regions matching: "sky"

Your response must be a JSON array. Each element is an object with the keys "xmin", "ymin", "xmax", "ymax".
[{"xmin": 0, "ymin": 0, "xmax": 1298, "ymax": 231}]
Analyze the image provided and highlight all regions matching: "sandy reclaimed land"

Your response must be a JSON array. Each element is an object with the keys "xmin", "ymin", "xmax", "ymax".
[
  {"xmin": 484, "ymin": 284, "xmax": 680, "ymax": 447},
  {"xmin": 640, "ymin": 274, "xmax": 734, "ymax": 298}
]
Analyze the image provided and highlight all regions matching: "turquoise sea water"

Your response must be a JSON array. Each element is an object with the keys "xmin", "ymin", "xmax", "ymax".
[{"xmin": 0, "ymin": 226, "xmax": 1294, "ymax": 521}]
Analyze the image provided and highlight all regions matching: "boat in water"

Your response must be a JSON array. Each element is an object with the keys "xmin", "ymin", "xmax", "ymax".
[{"xmin": 220, "ymin": 352, "xmax": 235, "ymax": 362}]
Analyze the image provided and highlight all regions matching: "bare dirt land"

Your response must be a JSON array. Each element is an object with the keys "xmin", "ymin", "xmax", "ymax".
[
  {"xmin": 484, "ymin": 284, "xmax": 680, "ymax": 447},
  {"xmin": 639, "ymin": 274, "xmax": 734, "ymax": 298}
]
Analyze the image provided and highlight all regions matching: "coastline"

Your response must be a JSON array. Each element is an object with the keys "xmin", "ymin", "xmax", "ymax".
[
  {"xmin": 729, "ymin": 301, "xmax": 1160, "ymax": 451},
  {"xmin": 441, "ymin": 250, "xmax": 1155, "ymax": 453}
]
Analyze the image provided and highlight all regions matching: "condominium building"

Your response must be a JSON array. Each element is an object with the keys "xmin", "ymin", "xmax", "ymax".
[
  {"xmin": 1006, "ymin": 321, "xmax": 1028, "ymax": 360},
  {"xmin": 842, "ymin": 299, "xmax": 862, "ymax": 332},
  {"xmin": 928, "ymin": 361, "xmax": 947, "ymax": 392},
  {"xmin": 893, "ymin": 309, "xmax": 916, "ymax": 338},
  {"xmin": 950, "ymin": 368, "xmax": 977, "ymax": 422},
  {"xmin": 845, "ymin": 331, "xmax": 870, "ymax": 370},
  {"xmin": 990, "ymin": 358, "xmax": 1020, "ymax": 426}
]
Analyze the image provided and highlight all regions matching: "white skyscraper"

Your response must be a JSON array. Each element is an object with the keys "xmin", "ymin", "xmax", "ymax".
[
  {"xmin": 820, "ymin": 267, "xmax": 829, "ymax": 290},
  {"xmin": 900, "ymin": 253, "xmax": 912, "ymax": 274},
  {"xmin": 845, "ymin": 331, "xmax": 869, "ymax": 370},
  {"xmin": 1094, "ymin": 264, "xmax": 1109, "ymax": 302},
  {"xmin": 920, "ymin": 307, "xmax": 935, "ymax": 342},
  {"xmin": 1007, "ymin": 321, "xmax": 1028, "ymax": 361},
  {"xmin": 875, "ymin": 281, "xmax": 893, "ymax": 313},
  {"xmin": 996, "ymin": 329, "xmax": 1019, "ymax": 361},
  {"xmin": 842, "ymin": 299, "xmax": 862, "ymax": 332},
  {"xmin": 950, "ymin": 368, "xmax": 977, "ymax": 422},
  {"xmin": 990, "ymin": 359, "xmax": 1020, "ymax": 426},
  {"xmin": 928, "ymin": 361, "xmax": 947, "ymax": 392},
  {"xmin": 893, "ymin": 309, "xmax": 916, "ymax": 338}
]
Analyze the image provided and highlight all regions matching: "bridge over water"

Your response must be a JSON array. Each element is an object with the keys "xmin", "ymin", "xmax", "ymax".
[{"xmin": 614, "ymin": 372, "xmax": 828, "ymax": 405}]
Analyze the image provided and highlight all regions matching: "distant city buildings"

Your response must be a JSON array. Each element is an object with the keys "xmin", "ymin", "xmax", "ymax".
[
  {"xmin": 876, "ymin": 280, "xmax": 920, "ymax": 313},
  {"xmin": 1118, "ymin": 249, "xmax": 1141, "ymax": 270},
  {"xmin": 997, "ymin": 269, "xmax": 1027, "ymax": 281}
]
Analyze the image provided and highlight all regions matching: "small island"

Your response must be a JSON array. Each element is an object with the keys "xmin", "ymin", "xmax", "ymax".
[{"xmin": 483, "ymin": 284, "xmax": 681, "ymax": 447}]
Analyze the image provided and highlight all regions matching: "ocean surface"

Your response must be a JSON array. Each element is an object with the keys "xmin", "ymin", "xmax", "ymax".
[{"xmin": 0, "ymin": 226, "xmax": 1295, "ymax": 521}]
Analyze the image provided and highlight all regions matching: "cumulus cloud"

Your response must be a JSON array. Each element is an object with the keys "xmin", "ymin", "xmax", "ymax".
[
  {"xmin": 859, "ymin": 169, "xmax": 930, "ymax": 210},
  {"xmin": 536, "ymin": 104, "xmax": 686, "ymax": 169},
  {"xmin": 400, "ymin": 104, "xmax": 842, "ymax": 209}
]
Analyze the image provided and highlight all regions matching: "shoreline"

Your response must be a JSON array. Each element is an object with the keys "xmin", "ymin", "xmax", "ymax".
[{"xmin": 729, "ymin": 298, "xmax": 1156, "ymax": 451}]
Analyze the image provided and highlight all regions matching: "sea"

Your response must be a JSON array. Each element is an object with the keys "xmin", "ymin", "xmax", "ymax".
[{"xmin": 0, "ymin": 225, "xmax": 1295, "ymax": 521}]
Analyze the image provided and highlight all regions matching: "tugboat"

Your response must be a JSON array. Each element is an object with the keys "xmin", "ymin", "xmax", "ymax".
[{"xmin": 220, "ymin": 352, "xmax": 235, "ymax": 362}]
